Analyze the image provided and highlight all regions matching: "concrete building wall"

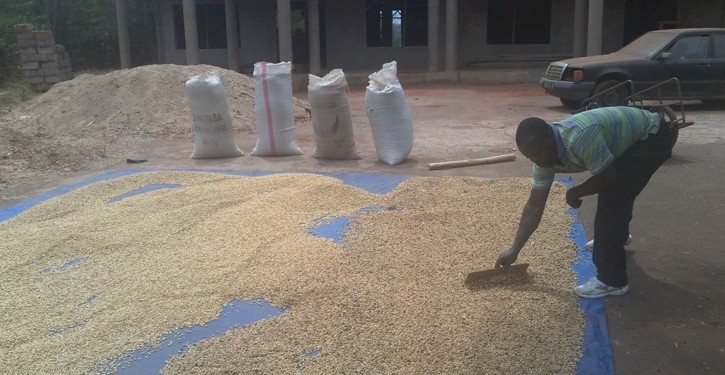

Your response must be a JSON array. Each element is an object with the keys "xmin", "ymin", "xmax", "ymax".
[
  {"xmin": 322, "ymin": 0, "xmax": 428, "ymax": 71},
  {"xmin": 602, "ymin": 0, "xmax": 626, "ymax": 53},
  {"xmin": 156, "ymin": 0, "xmax": 279, "ymax": 70},
  {"xmin": 150, "ymin": 0, "xmax": 723, "ymax": 73},
  {"xmin": 237, "ymin": 0, "xmax": 278, "ymax": 70},
  {"xmin": 457, "ymin": 0, "xmax": 576, "ymax": 62},
  {"xmin": 454, "ymin": 0, "xmax": 625, "ymax": 60},
  {"xmin": 678, "ymin": 0, "xmax": 725, "ymax": 28}
]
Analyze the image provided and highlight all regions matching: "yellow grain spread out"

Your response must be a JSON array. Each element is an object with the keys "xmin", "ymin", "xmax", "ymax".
[{"xmin": 0, "ymin": 172, "xmax": 582, "ymax": 374}]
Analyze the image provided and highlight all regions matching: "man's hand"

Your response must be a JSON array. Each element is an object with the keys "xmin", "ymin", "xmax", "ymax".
[
  {"xmin": 495, "ymin": 247, "xmax": 520, "ymax": 268},
  {"xmin": 566, "ymin": 189, "xmax": 582, "ymax": 209},
  {"xmin": 565, "ymin": 165, "xmax": 617, "ymax": 208}
]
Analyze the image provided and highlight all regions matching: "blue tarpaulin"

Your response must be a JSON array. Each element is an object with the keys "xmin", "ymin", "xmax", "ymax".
[{"xmin": 0, "ymin": 169, "xmax": 613, "ymax": 375}]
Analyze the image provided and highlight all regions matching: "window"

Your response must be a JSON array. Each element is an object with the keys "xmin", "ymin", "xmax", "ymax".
[
  {"xmin": 712, "ymin": 34, "xmax": 725, "ymax": 59},
  {"xmin": 487, "ymin": 0, "xmax": 551, "ymax": 45},
  {"xmin": 392, "ymin": 9, "xmax": 402, "ymax": 47},
  {"xmin": 668, "ymin": 35, "xmax": 709, "ymax": 60},
  {"xmin": 366, "ymin": 0, "xmax": 428, "ymax": 47},
  {"xmin": 173, "ymin": 3, "xmax": 227, "ymax": 50}
]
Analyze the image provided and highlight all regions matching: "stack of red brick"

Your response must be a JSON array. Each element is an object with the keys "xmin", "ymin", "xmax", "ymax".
[{"xmin": 13, "ymin": 24, "xmax": 73, "ymax": 92}]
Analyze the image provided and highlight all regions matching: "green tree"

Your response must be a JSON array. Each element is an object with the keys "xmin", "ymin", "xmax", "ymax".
[
  {"xmin": 47, "ymin": 0, "xmax": 157, "ymax": 70},
  {"xmin": 126, "ymin": 0, "xmax": 158, "ymax": 67},
  {"xmin": 58, "ymin": 0, "xmax": 121, "ymax": 69},
  {"xmin": 1, "ymin": 0, "xmax": 157, "ymax": 82}
]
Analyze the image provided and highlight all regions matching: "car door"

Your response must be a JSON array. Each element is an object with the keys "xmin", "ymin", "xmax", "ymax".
[
  {"xmin": 708, "ymin": 32, "xmax": 725, "ymax": 99},
  {"xmin": 662, "ymin": 33, "xmax": 711, "ymax": 99}
]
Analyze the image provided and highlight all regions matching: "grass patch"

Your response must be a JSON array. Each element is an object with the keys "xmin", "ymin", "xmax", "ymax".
[{"xmin": 0, "ymin": 70, "xmax": 38, "ymax": 114}]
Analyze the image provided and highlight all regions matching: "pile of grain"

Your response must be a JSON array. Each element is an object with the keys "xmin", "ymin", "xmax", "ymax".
[{"xmin": 0, "ymin": 172, "xmax": 582, "ymax": 374}]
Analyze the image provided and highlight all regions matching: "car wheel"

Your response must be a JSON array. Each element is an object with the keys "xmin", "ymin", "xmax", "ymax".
[
  {"xmin": 592, "ymin": 80, "xmax": 630, "ymax": 107},
  {"xmin": 560, "ymin": 98, "xmax": 581, "ymax": 109}
]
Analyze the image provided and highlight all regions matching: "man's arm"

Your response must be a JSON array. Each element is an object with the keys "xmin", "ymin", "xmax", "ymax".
[
  {"xmin": 565, "ymin": 163, "xmax": 617, "ymax": 208},
  {"xmin": 495, "ymin": 187, "xmax": 550, "ymax": 268}
]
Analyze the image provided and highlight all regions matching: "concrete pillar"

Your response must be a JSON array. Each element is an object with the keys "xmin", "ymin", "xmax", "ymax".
[
  {"xmin": 154, "ymin": 0, "xmax": 164, "ymax": 64},
  {"xmin": 182, "ymin": 0, "xmax": 200, "ymax": 64},
  {"xmin": 445, "ymin": 0, "xmax": 458, "ymax": 71},
  {"xmin": 225, "ymin": 0, "xmax": 240, "ymax": 71},
  {"xmin": 114, "ymin": 0, "xmax": 132, "ymax": 68},
  {"xmin": 427, "ymin": 0, "xmax": 440, "ymax": 72},
  {"xmin": 277, "ymin": 0, "xmax": 293, "ymax": 62},
  {"xmin": 308, "ymin": 0, "xmax": 321, "ymax": 74},
  {"xmin": 587, "ymin": 0, "xmax": 603, "ymax": 56},
  {"xmin": 573, "ymin": 0, "xmax": 588, "ymax": 57}
]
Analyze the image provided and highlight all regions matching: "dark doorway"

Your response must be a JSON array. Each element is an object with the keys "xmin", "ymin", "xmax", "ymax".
[
  {"xmin": 623, "ymin": 0, "xmax": 678, "ymax": 45},
  {"xmin": 275, "ymin": 1, "xmax": 327, "ymax": 72},
  {"xmin": 291, "ymin": 1, "xmax": 309, "ymax": 66}
]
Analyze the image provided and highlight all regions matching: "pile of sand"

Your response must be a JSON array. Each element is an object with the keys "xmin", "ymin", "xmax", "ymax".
[
  {"xmin": 0, "ymin": 64, "xmax": 310, "ymax": 198},
  {"xmin": 7, "ymin": 64, "xmax": 309, "ymax": 139}
]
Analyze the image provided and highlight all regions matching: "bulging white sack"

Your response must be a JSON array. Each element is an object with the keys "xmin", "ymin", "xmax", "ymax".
[
  {"xmin": 252, "ymin": 61, "xmax": 303, "ymax": 156},
  {"xmin": 185, "ymin": 72, "xmax": 243, "ymax": 159},
  {"xmin": 308, "ymin": 69, "xmax": 360, "ymax": 160},
  {"xmin": 365, "ymin": 61, "xmax": 413, "ymax": 165}
]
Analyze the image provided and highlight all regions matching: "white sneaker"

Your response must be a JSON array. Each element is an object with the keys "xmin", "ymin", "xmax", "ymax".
[
  {"xmin": 575, "ymin": 277, "xmax": 630, "ymax": 298},
  {"xmin": 585, "ymin": 233, "xmax": 633, "ymax": 251}
]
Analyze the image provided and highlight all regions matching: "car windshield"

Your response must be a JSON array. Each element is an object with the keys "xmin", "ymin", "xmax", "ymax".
[{"xmin": 618, "ymin": 31, "xmax": 676, "ymax": 58}]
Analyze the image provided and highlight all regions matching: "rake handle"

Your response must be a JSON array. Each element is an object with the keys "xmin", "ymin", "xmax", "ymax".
[{"xmin": 428, "ymin": 154, "xmax": 516, "ymax": 170}]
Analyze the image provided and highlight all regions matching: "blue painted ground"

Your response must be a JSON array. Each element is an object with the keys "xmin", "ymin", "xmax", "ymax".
[
  {"xmin": 570, "ymin": 210, "xmax": 616, "ymax": 375},
  {"xmin": 0, "ymin": 169, "xmax": 613, "ymax": 374},
  {"xmin": 97, "ymin": 300, "xmax": 290, "ymax": 374}
]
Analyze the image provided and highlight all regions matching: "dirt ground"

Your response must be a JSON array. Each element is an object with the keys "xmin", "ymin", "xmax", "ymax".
[{"xmin": 1, "ymin": 66, "xmax": 723, "ymax": 374}]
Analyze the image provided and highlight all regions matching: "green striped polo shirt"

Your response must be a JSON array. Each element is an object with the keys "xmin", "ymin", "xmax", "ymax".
[{"xmin": 532, "ymin": 106, "xmax": 661, "ymax": 190}]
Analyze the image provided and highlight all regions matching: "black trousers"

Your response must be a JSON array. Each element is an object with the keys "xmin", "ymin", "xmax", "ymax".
[{"xmin": 593, "ymin": 120, "xmax": 677, "ymax": 287}]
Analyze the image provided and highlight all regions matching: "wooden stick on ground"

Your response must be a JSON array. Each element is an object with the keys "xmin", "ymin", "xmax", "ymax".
[{"xmin": 428, "ymin": 154, "xmax": 516, "ymax": 170}]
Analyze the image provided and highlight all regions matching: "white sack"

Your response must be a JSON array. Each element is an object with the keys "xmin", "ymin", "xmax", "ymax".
[
  {"xmin": 185, "ymin": 72, "xmax": 243, "ymax": 159},
  {"xmin": 308, "ymin": 69, "xmax": 360, "ymax": 160},
  {"xmin": 252, "ymin": 61, "xmax": 303, "ymax": 156},
  {"xmin": 365, "ymin": 61, "xmax": 413, "ymax": 165}
]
